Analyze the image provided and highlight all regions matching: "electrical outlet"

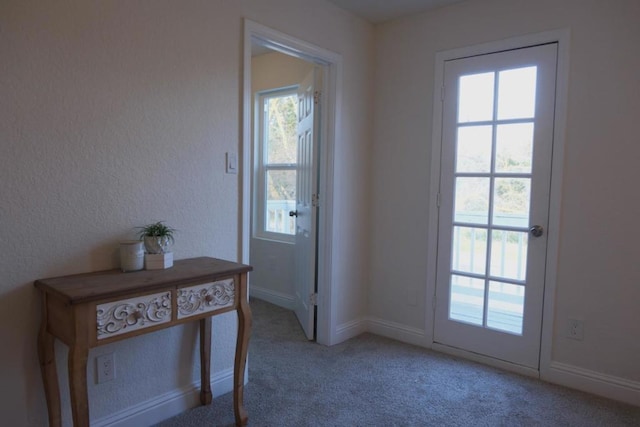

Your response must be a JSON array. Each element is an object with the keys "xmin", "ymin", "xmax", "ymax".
[
  {"xmin": 96, "ymin": 353, "xmax": 116, "ymax": 383},
  {"xmin": 567, "ymin": 319, "xmax": 584, "ymax": 340}
]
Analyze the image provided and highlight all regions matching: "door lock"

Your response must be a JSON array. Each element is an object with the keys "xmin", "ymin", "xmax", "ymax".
[{"xmin": 529, "ymin": 225, "xmax": 544, "ymax": 237}]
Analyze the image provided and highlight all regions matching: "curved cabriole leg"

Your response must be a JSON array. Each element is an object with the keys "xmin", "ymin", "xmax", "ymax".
[
  {"xmin": 200, "ymin": 317, "xmax": 213, "ymax": 405},
  {"xmin": 38, "ymin": 293, "xmax": 62, "ymax": 427},
  {"xmin": 69, "ymin": 303, "xmax": 91, "ymax": 427},
  {"xmin": 233, "ymin": 274, "xmax": 252, "ymax": 426},
  {"xmin": 68, "ymin": 343, "xmax": 90, "ymax": 427}
]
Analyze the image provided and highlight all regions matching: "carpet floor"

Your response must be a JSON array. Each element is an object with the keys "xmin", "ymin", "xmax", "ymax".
[{"xmin": 155, "ymin": 298, "xmax": 640, "ymax": 426}]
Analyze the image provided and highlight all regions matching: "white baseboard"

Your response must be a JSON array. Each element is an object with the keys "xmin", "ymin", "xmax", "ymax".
[
  {"xmin": 250, "ymin": 285, "xmax": 294, "ymax": 310},
  {"xmin": 333, "ymin": 317, "xmax": 367, "ymax": 344},
  {"xmin": 366, "ymin": 316, "xmax": 429, "ymax": 347},
  {"xmin": 545, "ymin": 361, "xmax": 640, "ymax": 407},
  {"xmin": 92, "ymin": 368, "xmax": 234, "ymax": 427}
]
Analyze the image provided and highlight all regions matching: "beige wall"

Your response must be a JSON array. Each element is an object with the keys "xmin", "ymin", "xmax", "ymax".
[
  {"xmin": 252, "ymin": 51, "xmax": 314, "ymax": 93},
  {"xmin": 0, "ymin": 0, "xmax": 373, "ymax": 425},
  {"xmin": 370, "ymin": 0, "xmax": 640, "ymax": 388}
]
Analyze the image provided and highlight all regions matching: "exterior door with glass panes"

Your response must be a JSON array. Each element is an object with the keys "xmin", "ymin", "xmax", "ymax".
[{"xmin": 433, "ymin": 43, "xmax": 558, "ymax": 368}]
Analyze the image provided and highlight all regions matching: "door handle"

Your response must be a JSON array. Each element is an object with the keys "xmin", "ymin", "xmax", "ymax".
[
  {"xmin": 529, "ymin": 225, "xmax": 544, "ymax": 237},
  {"xmin": 289, "ymin": 210, "xmax": 298, "ymax": 217}
]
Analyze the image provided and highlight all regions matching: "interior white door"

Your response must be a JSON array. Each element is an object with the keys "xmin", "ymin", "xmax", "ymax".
[
  {"xmin": 292, "ymin": 67, "xmax": 321, "ymax": 340},
  {"xmin": 433, "ymin": 43, "xmax": 558, "ymax": 368}
]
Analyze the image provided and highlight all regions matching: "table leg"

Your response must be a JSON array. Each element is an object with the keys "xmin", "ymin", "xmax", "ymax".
[
  {"xmin": 199, "ymin": 316, "xmax": 213, "ymax": 405},
  {"xmin": 38, "ymin": 294, "xmax": 62, "ymax": 427},
  {"xmin": 68, "ymin": 343, "xmax": 90, "ymax": 427},
  {"xmin": 234, "ymin": 274, "xmax": 252, "ymax": 426}
]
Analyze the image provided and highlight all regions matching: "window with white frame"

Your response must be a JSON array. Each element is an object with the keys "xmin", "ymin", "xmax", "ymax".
[{"xmin": 254, "ymin": 87, "xmax": 298, "ymax": 242}]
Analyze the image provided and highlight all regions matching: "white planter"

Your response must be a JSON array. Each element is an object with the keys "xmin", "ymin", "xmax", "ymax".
[
  {"xmin": 120, "ymin": 241, "xmax": 144, "ymax": 272},
  {"xmin": 145, "ymin": 252, "xmax": 173, "ymax": 270},
  {"xmin": 143, "ymin": 236, "xmax": 172, "ymax": 254}
]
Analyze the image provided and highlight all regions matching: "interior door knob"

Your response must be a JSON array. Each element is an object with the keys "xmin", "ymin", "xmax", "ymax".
[
  {"xmin": 289, "ymin": 210, "xmax": 298, "ymax": 217},
  {"xmin": 529, "ymin": 225, "xmax": 544, "ymax": 237}
]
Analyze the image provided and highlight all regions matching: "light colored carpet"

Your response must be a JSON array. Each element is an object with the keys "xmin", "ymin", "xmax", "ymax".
[{"xmin": 156, "ymin": 298, "xmax": 640, "ymax": 426}]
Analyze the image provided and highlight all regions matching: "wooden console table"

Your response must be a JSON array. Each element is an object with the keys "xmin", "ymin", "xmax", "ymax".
[{"xmin": 35, "ymin": 256, "xmax": 253, "ymax": 427}]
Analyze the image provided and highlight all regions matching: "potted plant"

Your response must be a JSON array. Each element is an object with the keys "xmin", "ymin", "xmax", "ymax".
[{"xmin": 136, "ymin": 221, "xmax": 176, "ymax": 269}]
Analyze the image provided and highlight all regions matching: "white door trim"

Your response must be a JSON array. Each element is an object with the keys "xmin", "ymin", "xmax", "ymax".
[
  {"xmin": 426, "ymin": 29, "xmax": 571, "ymax": 374},
  {"xmin": 242, "ymin": 19, "xmax": 342, "ymax": 345}
]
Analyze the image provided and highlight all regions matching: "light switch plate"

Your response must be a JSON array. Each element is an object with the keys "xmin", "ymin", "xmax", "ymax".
[{"xmin": 226, "ymin": 152, "xmax": 238, "ymax": 174}]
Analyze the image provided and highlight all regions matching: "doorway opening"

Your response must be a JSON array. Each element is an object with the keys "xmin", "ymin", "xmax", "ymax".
[
  {"xmin": 249, "ymin": 49, "xmax": 319, "ymax": 339},
  {"xmin": 242, "ymin": 20, "xmax": 341, "ymax": 345}
]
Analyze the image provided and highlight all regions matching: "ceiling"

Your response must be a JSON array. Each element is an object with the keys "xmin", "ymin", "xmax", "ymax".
[
  {"xmin": 251, "ymin": 0, "xmax": 467, "ymax": 55},
  {"xmin": 327, "ymin": 0, "xmax": 466, "ymax": 24}
]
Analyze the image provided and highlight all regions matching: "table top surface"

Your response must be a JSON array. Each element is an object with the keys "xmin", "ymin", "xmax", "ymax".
[{"xmin": 34, "ymin": 257, "xmax": 252, "ymax": 304}]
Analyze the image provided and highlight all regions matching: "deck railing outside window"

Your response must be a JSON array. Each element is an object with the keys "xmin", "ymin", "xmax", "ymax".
[{"xmin": 266, "ymin": 200, "xmax": 296, "ymax": 236}]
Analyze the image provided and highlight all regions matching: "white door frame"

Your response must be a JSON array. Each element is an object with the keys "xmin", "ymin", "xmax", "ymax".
[
  {"xmin": 426, "ymin": 29, "xmax": 570, "ymax": 376},
  {"xmin": 242, "ymin": 19, "xmax": 342, "ymax": 345}
]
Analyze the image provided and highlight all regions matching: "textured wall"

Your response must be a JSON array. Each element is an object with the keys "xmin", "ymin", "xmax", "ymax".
[
  {"xmin": 370, "ymin": 0, "xmax": 640, "ymax": 384},
  {"xmin": 0, "ymin": 0, "xmax": 374, "ymax": 425},
  {"xmin": 1, "ymin": 1, "xmax": 242, "ymax": 425}
]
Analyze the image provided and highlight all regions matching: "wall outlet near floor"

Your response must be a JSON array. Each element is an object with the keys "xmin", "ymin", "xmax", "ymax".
[
  {"xmin": 96, "ymin": 353, "xmax": 116, "ymax": 383},
  {"xmin": 567, "ymin": 319, "xmax": 584, "ymax": 340}
]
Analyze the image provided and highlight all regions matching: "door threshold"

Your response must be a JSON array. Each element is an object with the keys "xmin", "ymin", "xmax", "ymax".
[{"xmin": 432, "ymin": 342, "xmax": 540, "ymax": 379}]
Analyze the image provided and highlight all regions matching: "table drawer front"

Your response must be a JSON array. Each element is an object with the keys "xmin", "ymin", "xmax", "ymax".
[
  {"xmin": 96, "ymin": 291, "xmax": 172, "ymax": 340},
  {"xmin": 177, "ymin": 278, "xmax": 235, "ymax": 319}
]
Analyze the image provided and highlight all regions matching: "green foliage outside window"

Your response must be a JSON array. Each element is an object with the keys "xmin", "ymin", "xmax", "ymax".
[{"xmin": 266, "ymin": 94, "xmax": 297, "ymax": 202}]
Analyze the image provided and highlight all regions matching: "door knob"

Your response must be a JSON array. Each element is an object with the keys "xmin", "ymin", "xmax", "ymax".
[
  {"xmin": 529, "ymin": 225, "xmax": 544, "ymax": 237},
  {"xmin": 289, "ymin": 210, "xmax": 298, "ymax": 217}
]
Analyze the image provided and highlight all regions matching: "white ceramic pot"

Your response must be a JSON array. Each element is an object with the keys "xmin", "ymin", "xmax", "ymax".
[
  {"xmin": 120, "ymin": 241, "xmax": 144, "ymax": 272},
  {"xmin": 143, "ymin": 236, "xmax": 171, "ymax": 254}
]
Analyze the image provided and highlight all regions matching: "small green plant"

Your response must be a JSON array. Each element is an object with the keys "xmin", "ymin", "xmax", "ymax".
[
  {"xmin": 136, "ymin": 221, "xmax": 176, "ymax": 254},
  {"xmin": 136, "ymin": 221, "xmax": 176, "ymax": 241}
]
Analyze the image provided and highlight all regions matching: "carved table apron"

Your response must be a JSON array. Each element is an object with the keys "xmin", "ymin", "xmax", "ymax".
[{"xmin": 34, "ymin": 257, "xmax": 253, "ymax": 427}]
